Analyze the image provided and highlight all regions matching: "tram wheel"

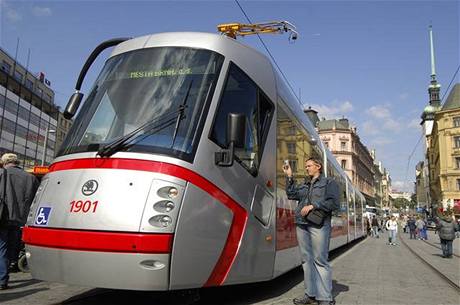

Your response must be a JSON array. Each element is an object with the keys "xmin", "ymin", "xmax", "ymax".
[{"xmin": 18, "ymin": 255, "xmax": 30, "ymax": 273}]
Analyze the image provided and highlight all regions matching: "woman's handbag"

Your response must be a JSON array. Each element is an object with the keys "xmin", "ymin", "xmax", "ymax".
[{"xmin": 305, "ymin": 208, "xmax": 327, "ymax": 227}]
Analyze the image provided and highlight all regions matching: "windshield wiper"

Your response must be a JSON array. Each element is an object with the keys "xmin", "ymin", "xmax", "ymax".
[
  {"xmin": 97, "ymin": 107, "xmax": 182, "ymax": 157},
  {"xmin": 171, "ymin": 80, "xmax": 193, "ymax": 148}
]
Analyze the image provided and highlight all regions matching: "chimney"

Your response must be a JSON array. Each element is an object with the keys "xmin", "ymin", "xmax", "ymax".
[{"xmin": 304, "ymin": 106, "xmax": 320, "ymax": 126}]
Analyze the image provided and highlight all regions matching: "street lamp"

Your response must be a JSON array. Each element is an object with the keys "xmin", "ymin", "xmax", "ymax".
[{"xmin": 41, "ymin": 127, "xmax": 56, "ymax": 166}]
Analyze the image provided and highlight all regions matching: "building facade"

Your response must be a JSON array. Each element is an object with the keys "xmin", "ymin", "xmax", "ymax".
[
  {"xmin": 372, "ymin": 150, "xmax": 384, "ymax": 209},
  {"xmin": 315, "ymin": 117, "xmax": 376, "ymax": 205},
  {"xmin": 428, "ymin": 84, "xmax": 460, "ymax": 211},
  {"xmin": 0, "ymin": 47, "xmax": 58, "ymax": 168},
  {"xmin": 56, "ymin": 111, "xmax": 73, "ymax": 154},
  {"xmin": 415, "ymin": 161, "xmax": 428, "ymax": 208},
  {"xmin": 381, "ymin": 170, "xmax": 392, "ymax": 208}
]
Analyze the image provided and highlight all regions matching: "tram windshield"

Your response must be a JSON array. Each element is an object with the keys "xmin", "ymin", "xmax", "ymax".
[{"xmin": 58, "ymin": 47, "xmax": 224, "ymax": 161}]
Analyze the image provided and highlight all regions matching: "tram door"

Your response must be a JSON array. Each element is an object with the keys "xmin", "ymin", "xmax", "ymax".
[
  {"xmin": 348, "ymin": 185, "xmax": 356, "ymax": 241},
  {"xmin": 209, "ymin": 63, "xmax": 277, "ymax": 282}
]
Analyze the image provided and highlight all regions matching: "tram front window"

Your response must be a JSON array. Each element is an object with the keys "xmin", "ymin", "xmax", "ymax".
[{"xmin": 59, "ymin": 47, "xmax": 224, "ymax": 161}]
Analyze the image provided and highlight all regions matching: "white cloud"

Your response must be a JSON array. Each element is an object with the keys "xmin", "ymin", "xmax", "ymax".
[
  {"xmin": 310, "ymin": 100, "xmax": 353, "ymax": 119},
  {"xmin": 4, "ymin": 3, "xmax": 22, "ymax": 22},
  {"xmin": 365, "ymin": 105, "xmax": 402, "ymax": 131},
  {"xmin": 366, "ymin": 105, "xmax": 391, "ymax": 119},
  {"xmin": 392, "ymin": 180, "xmax": 413, "ymax": 193},
  {"xmin": 382, "ymin": 118, "xmax": 401, "ymax": 131},
  {"xmin": 32, "ymin": 6, "xmax": 52, "ymax": 17}
]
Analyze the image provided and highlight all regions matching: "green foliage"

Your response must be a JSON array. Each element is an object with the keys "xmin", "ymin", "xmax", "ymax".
[{"xmin": 393, "ymin": 197, "xmax": 411, "ymax": 210}]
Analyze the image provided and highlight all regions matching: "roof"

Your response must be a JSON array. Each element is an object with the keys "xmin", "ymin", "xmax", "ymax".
[
  {"xmin": 317, "ymin": 119, "xmax": 350, "ymax": 130},
  {"xmin": 441, "ymin": 83, "xmax": 460, "ymax": 111}
]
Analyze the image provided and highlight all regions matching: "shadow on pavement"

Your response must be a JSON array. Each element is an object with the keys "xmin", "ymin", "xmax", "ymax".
[
  {"xmin": 58, "ymin": 268, "xmax": 305, "ymax": 305},
  {"xmin": 332, "ymin": 280, "xmax": 349, "ymax": 299},
  {"xmin": 197, "ymin": 267, "xmax": 304, "ymax": 304},
  {"xmin": 7, "ymin": 279, "xmax": 41, "ymax": 289},
  {"xmin": 0, "ymin": 288, "xmax": 49, "ymax": 302}
]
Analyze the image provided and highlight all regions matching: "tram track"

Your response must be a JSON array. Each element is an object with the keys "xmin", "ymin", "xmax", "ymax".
[
  {"xmin": 421, "ymin": 238, "xmax": 460, "ymax": 258},
  {"xmin": 399, "ymin": 233, "xmax": 460, "ymax": 293}
]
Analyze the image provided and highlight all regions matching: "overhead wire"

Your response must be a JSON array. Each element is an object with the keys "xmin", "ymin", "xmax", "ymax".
[{"xmin": 234, "ymin": 0, "xmax": 302, "ymax": 107}]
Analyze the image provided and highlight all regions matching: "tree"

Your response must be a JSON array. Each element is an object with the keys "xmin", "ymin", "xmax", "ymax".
[{"xmin": 393, "ymin": 197, "xmax": 411, "ymax": 210}]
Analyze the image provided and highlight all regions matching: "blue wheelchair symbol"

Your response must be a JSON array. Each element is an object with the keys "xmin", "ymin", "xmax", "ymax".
[{"xmin": 35, "ymin": 207, "xmax": 52, "ymax": 226}]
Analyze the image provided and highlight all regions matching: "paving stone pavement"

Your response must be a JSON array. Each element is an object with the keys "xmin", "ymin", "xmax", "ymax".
[
  {"xmin": 1, "ymin": 232, "xmax": 459, "ymax": 305},
  {"xmin": 332, "ymin": 231, "xmax": 460, "ymax": 305}
]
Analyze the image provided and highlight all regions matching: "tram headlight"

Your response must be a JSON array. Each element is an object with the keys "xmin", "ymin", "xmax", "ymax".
[
  {"xmin": 148, "ymin": 215, "xmax": 173, "ymax": 228},
  {"xmin": 168, "ymin": 187, "xmax": 178, "ymax": 198},
  {"xmin": 159, "ymin": 215, "xmax": 172, "ymax": 227},
  {"xmin": 153, "ymin": 201, "xmax": 175, "ymax": 213},
  {"xmin": 157, "ymin": 186, "xmax": 179, "ymax": 199}
]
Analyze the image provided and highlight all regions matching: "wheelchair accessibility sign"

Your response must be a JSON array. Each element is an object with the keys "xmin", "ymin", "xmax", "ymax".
[{"xmin": 35, "ymin": 207, "xmax": 52, "ymax": 226}]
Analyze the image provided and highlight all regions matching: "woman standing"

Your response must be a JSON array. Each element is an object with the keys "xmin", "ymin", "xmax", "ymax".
[
  {"xmin": 283, "ymin": 158, "xmax": 340, "ymax": 305},
  {"xmin": 385, "ymin": 216, "xmax": 398, "ymax": 245}
]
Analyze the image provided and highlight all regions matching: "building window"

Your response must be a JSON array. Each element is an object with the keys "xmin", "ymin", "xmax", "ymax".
[
  {"xmin": 457, "ymin": 179, "xmax": 460, "ymax": 191},
  {"xmin": 287, "ymin": 142, "xmax": 296, "ymax": 154},
  {"xmin": 341, "ymin": 159, "xmax": 347, "ymax": 169},
  {"xmin": 454, "ymin": 136, "xmax": 460, "ymax": 148},
  {"xmin": 290, "ymin": 160, "xmax": 298, "ymax": 173},
  {"xmin": 25, "ymin": 79, "xmax": 33, "ymax": 90},
  {"xmin": 14, "ymin": 70, "xmax": 23, "ymax": 82},
  {"xmin": 286, "ymin": 126, "xmax": 296, "ymax": 135},
  {"xmin": 454, "ymin": 117, "xmax": 460, "ymax": 127},
  {"xmin": 1, "ymin": 61, "xmax": 11, "ymax": 73},
  {"xmin": 341, "ymin": 141, "xmax": 347, "ymax": 151},
  {"xmin": 456, "ymin": 157, "xmax": 460, "ymax": 169}
]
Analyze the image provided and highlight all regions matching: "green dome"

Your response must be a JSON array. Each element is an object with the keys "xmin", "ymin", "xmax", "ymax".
[{"xmin": 423, "ymin": 105, "xmax": 436, "ymax": 114}]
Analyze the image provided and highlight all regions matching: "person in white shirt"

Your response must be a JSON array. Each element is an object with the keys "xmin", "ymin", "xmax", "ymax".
[{"xmin": 385, "ymin": 216, "xmax": 398, "ymax": 245}]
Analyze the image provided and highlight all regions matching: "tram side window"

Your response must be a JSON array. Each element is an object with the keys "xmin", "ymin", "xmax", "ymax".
[{"xmin": 210, "ymin": 63, "xmax": 274, "ymax": 175}]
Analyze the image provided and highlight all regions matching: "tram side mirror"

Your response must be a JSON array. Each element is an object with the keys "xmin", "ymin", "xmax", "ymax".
[
  {"xmin": 64, "ymin": 92, "xmax": 84, "ymax": 119},
  {"xmin": 215, "ymin": 113, "xmax": 246, "ymax": 167}
]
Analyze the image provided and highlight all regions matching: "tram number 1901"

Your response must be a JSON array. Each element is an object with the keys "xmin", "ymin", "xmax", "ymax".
[{"xmin": 70, "ymin": 200, "xmax": 99, "ymax": 213}]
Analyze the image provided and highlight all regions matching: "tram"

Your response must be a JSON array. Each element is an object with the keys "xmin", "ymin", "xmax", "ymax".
[{"xmin": 23, "ymin": 27, "xmax": 365, "ymax": 291}]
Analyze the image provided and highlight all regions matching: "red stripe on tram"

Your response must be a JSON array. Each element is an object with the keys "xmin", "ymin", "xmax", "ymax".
[{"xmin": 46, "ymin": 158, "xmax": 248, "ymax": 286}]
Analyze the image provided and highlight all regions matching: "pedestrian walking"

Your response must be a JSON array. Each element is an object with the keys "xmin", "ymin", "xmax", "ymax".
[
  {"xmin": 407, "ymin": 216, "xmax": 417, "ymax": 239},
  {"xmin": 0, "ymin": 153, "xmax": 39, "ymax": 290},
  {"xmin": 385, "ymin": 216, "xmax": 398, "ymax": 245},
  {"xmin": 371, "ymin": 216, "xmax": 379, "ymax": 238},
  {"xmin": 366, "ymin": 217, "xmax": 372, "ymax": 237},
  {"xmin": 284, "ymin": 157, "xmax": 339, "ymax": 305},
  {"xmin": 436, "ymin": 210, "xmax": 459, "ymax": 258},
  {"xmin": 415, "ymin": 217, "xmax": 425, "ymax": 240}
]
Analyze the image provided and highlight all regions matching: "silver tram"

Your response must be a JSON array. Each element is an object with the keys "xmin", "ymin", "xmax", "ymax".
[{"xmin": 23, "ymin": 32, "xmax": 365, "ymax": 291}]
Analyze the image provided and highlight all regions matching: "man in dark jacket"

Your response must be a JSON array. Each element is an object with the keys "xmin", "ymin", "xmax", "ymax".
[
  {"xmin": 284, "ymin": 157, "xmax": 340, "ymax": 305},
  {"xmin": 436, "ymin": 210, "xmax": 458, "ymax": 258},
  {"xmin": 407, "ymin": 216, "xmax": 417, "ymax": 239},
  {"xmin": 0, "ymin": 153, "xmax": 39, "ymax": 289}
]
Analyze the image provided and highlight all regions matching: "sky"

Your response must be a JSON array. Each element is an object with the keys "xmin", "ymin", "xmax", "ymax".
[{"xmin": 1, "ymin": 0, "xmax": 459, "ymax": 192}]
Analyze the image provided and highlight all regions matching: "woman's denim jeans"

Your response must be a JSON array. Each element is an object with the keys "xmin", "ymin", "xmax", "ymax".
[
  {"xmin": 296, "ymin": 218, "xmax": 332, "ymax": 302},
  {"xmin": 389, "ymin": 229, "xmax": 397, "ymax": 244}
]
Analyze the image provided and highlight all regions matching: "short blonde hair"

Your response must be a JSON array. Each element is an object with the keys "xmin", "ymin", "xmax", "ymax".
[{"xmin": 1, "ymin": 153, "xmax": 18, "ymax": 165}]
